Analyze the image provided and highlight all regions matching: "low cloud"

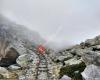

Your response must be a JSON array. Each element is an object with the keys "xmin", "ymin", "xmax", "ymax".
[{"xmin": 0, "ymin": 0, "xmax": 100, "ymax": 50}]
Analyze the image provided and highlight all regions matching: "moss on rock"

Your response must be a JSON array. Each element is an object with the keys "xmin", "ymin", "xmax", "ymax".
[{"xmin": 59, "ymin": 62, "xmax": 86, "ymax": 80}]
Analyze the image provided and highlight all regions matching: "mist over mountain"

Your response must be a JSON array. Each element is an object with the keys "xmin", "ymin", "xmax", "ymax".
[
  {"xmin": 1, "ymin": 0, "xmax": 100, "ymax": 48},
  {"xmin": 0, "ymin": 14, "xmax": 73, "ymax": 51},
  {"xmin": 0, "ymin": 14, "xmax": 46, "ymax": 47}
]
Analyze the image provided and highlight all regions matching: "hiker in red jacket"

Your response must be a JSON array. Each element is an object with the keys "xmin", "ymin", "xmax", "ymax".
[{"xmin": 37, "ymin": 45, "xmax": 45, "ymax": 54}]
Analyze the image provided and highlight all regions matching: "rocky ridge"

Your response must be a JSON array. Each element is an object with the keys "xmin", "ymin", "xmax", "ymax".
[{"xmin": 52, "ymin": 35, "xmax": 100, "ymax": 80}]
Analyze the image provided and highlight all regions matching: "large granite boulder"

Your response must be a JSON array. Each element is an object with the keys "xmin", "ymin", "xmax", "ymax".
[
  {"xmin": 81, "ymin": 64, "xmax": 100, "ymax": 80},
  {"xmin": 16, "ymin": 52, "xmax": 38, "ymax": 68}
]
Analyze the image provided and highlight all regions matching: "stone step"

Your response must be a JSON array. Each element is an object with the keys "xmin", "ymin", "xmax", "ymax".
[
  {"xmin": 39, "ymin": 64, "xmax": 47, "ymax": 67},
  {"xmin": 38, "ymin": 68, "xmax": 48, "ymax": 71},
  {"xmin": 40, "ymin": 60, "xmax": 46, "ymax": 63},
  {"xmin": 39, "ymin": 64, "xmax": 47, "ymax": 66}
]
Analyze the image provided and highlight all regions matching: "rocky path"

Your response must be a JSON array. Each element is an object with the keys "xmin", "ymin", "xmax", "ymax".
[{"xmin": 36, "ymin": 53, "xmax": 51, "ymax": 80}]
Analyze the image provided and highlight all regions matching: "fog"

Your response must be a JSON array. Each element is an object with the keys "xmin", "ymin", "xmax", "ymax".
[{"xmin": 0, "ymin": 0, "xmax": 100, "ymax": 49}]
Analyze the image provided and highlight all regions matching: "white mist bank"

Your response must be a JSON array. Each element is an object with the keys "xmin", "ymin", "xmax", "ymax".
[{"xmin": 0, "ymin": 0, "xmax": 100, "ymax": 51}]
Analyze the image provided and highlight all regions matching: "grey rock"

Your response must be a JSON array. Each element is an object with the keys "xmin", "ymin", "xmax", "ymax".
[
  {"xmin": 8, "ymin": 64, "xmax": 21, "ymax": 70},
  {"xmin": 64, "ymin": 57, "xmax": 82, "ymax": 66},
  {"xmin": 70, "ymin": 48, "xmax": 84, "ymax": 56},
  {"xmin": 16, "ymin": 54, "xmax": 29, "ymax": 67},
  {"xmin": 18, "ymin": 75, "xmax": 26, "ymax": 80},
  {"xmin": 81, "ymin": 64, "xmax": 100, "ymax": 80},
  {"xmin": 0, "ymin": 67, "xmax": 17, "ymax": 79},
  {"xmin": 0, "ymin": 67, "xmax": 8, "ymax": 76},
  {"xmin": 25, "ymin": 68, "xmax": 36, "ymax": 80},
  {"xmin": 82, "ymin": 51, "xmax": 100, "ymax": 66},
  {"xmin": 56, "ymin": 54, "xmax": 73, "ymax": 62},
  {"xmin": 85, "ymin": 39, "xmax": 96, "ymax": 46},
  {"xmin": 92, "ymin": 45, "xmax": 100, "ymax": 51},
  {"xmin": 94, "ymin": 35, "xmax": 100, "ymax": 44},
  {"xmin": 55, "ymin": 52, "xmax": 73, "ymax": 62},
  {"xmin": 60, "ymin": 75, "xmax": 71, "ymax": 80},
  {"xmin": 84, "ymin": 35, "xmax": 100, "ymax": 46},
  {"xmin": 16, "ymin": 52, "xmax": 38, "ymax": 68}
]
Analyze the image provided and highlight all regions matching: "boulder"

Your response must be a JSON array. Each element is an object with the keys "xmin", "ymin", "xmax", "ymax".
[
  {"xmin": 70, "ymin": 48, "xmax": 84, "ymax": 56},
  {"xmin": 8, "ymin": 64, "xmax": 21, "ymax": 70},
  {"xmin": 82, "ymin": 51, "xmax": 100, "ymax": 66},
  {"xmin": 92, "ymin": 45, "xmax": 100, "ymax": 51},
  {"xmin": 55, "ymin": 52, "xmax": 73, "ymax": 62},
  {"xmin": 64, "ymin": 57, "xmax": 82, "ymax": 66},
  {"xmin": 16, "ymin": 54, "xmax": 29, "ymax": 67},
  {"xmin": 0, "ymin": 67, "xmax": 9, "ymax": 78},
  {"xmin": 85, "ymin": 39, "xmax": 96, "ymax": 46},
  {"xmin": 0, "ymin": 67, "xmax": 17, "ymax": 79},
  {"xmin": 81, "ymin": 64, "xmax": 100, "ymax": 80},
  {"xmin": 60, "ymin": 75, "xmax": 71, "ymax": 80},
  {"xmin": 57, "ymin": 54, "xmax": 73, "ymax": 62},
  {"xmin": 59, "ymin": 62, "xmax": 86, "ymax": 80},
  {"xmin": 16, "ymin": 52, "xmax": 38, "ymax": 68}
]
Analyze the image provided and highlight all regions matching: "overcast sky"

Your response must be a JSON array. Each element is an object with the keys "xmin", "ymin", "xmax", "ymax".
[{"xmin": 0, "ymin": 0, "xmax": 100, "ymax": 48}]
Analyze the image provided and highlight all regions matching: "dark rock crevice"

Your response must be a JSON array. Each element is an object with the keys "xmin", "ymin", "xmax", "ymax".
[{"xmin": 0, "ymin": 48, "xmax": 19, "ymax": 67}]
